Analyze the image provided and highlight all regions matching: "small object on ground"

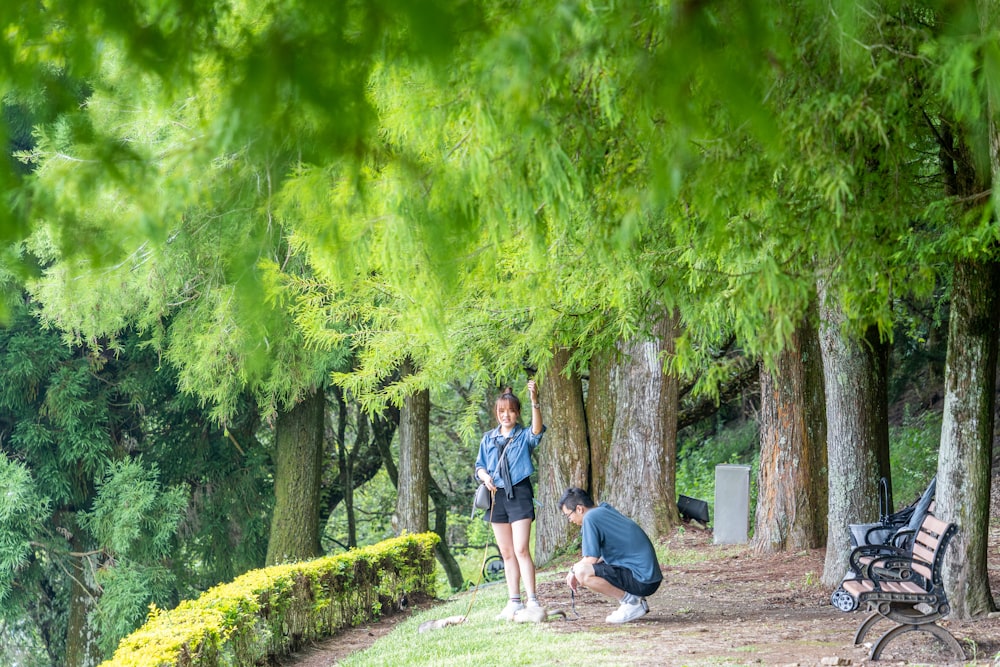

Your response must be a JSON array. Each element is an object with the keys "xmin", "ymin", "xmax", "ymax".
[
  {"xmin": 512, "ymin": 607, "xmax": 568, "ymax": 623},
  {"xmin": 417, "ymin": 615, "xmax": 466, "ymax": 633}
]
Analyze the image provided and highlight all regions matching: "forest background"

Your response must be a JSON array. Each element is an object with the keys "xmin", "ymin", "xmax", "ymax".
[{"xmin": 0, "ymin": 1, "xmax": 999, "ymax": 666}]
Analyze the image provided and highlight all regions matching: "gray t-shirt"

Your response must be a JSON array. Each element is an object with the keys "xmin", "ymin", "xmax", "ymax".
[{"xmin": 581, "ymin": 502, "xmax": 662, "ymax": 585}]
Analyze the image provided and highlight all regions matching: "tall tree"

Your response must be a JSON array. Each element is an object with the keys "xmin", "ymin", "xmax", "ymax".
[
  {"xmin": 533, "ymin": 347, "xmax": 589, "ymax": 564},
  {"xmin": 397, "ymin": 360, "xmax": 430, "ymax": 534},
  {"xmin": 267, "ymin": 386, "xmax": 326, "ymax": 564},
  {"xmin": 9, "ymin": 0, "xmax": 1000, "ymax": 615},
  {"xmin": 819, "ymin": 294, "xmax": 891, "ymax": 586},
  {"xmin": 0, "ymin": 305, "xmax": 264, "ymax": 666},
  {"xmin": 938, "ymin": 259, "xmax": 999, "ymax": 617},
  {"xmin": 753, "ymin": 309, "xmax": 828, "ymax": 554}
]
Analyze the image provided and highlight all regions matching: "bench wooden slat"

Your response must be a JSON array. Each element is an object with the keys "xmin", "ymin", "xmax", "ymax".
[
  {"xmin": 842, "ymin": 579, "xmax": 875, "ymax": 595},
  {"xmin": 880, "ymin": 580, "xmax": 927, "ymax": 594},
  {"xmin": 912, "ymin": 542, "xmax": 935, "ymax": 562}
]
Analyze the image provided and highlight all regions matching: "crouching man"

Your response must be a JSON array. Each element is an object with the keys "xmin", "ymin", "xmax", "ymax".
[{"xmin": 560, "ymin": 486, "xmax": 662, "ymax": 624}]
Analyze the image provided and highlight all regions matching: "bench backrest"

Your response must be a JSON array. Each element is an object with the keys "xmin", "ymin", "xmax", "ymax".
[{"xmin": 910, "ymin": 514, "xmax": 956, "ymax": 586}]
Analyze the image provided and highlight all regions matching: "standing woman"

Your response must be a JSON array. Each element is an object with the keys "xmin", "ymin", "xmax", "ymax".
[{"xmin": 474, "ymin": 380, "xmax": 545, "ymax": 619}]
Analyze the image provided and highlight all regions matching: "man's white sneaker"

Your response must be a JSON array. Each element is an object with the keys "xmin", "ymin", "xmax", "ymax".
[
  {"xmin": 606, "ymin": 600, "xmax": 647, "ymax": 624},
  {"xmin": 497, "ymin": 600, "xmax": 525, "ymax": 620},
  {"xmin": 640, "ymin": 597, "xmax": 649, "ymax": 613}
]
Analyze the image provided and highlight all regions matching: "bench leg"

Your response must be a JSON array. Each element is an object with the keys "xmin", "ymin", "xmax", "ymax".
[
  {"xmin": 853, "ymin": 610, "xmax": 883, "ymax": 645},
  {"xmin": 870, "ymin": 622, "xmax": 965, "ymax": 661}
]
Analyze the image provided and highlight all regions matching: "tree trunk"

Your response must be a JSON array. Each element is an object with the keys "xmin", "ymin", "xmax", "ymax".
[
  {"xmin": 934, "ymin": 24, "xmax": 998, "ymax": 613},
  {"xmin": 534, "ymin": 346, "xmax": 590, "ymax": 565},
  {"xmin": 585, "ymin": 348, "xmax": 616, "ymax": 500},
  {"xmin": 818, "ymin": 291, "xmax": 890, "ymax": 587},
  {"xmin": 428, "ymin": 476, "xmax": 465, "ymax": 590},
  {"xmin": 347, "ymin": 406, "xmax": 368, "ymax": 547},
  {"xmin": 397, "ymin": 372, "xmax": 430, "ymax": 534},
  {"xmin": 372, "ymin": 409, "xmax": 463, "ymax": 590},
  {"xmin": 64, "ymin": 533, "xmax": 100, "ymax": 667},
  {"xmin": 332, "ymin": 388, "xmax": 358, "ymax": 548},
  {"xmin": 266, "ymin": 386, "xmax": 325, "ymax": 565},
  {"xmin": 753, "ymin": 310, "xmax": 828, "ymax": 553},
  {"xmin": 603, "ymin": 311, "xmax": 680, "ymax": 539},
  {"xmin": 938, "ymin": 259, "xmax": 999, "ymax": 617}
]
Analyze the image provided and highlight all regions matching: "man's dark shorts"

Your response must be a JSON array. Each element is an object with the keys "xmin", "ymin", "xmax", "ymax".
[
  {"xmin": 485, "ymin": 479, "xmax": 535, "ymax": 523},
  {"xmin": 594, "ymin": 562, "xmax": 661, "ymax": 597}
]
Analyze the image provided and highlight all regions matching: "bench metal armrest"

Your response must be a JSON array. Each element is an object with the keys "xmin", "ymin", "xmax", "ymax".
[
  {"xmin": 867, "ymin": 555, "xmax": 933, "ymax": 590},
  {"xmin": 848, "ymin": 543, "xmax": 906, "ymax": 577}
]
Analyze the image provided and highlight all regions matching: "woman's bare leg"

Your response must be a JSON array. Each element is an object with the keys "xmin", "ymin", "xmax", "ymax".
[
  {"xmin": 511, "ymin": 518, "xmax": 536, "ymax": 597},
  {"xmin": 492, "ymin": 522, "xmax": 521, "ymax": 599}
]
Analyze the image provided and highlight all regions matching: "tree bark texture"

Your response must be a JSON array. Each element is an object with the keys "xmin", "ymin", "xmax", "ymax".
[
  {"xmin": 64, "ymin": 532, "xmax": 100, "ymax": 667},
  {"xmin": 585, "ymin": 347, "xmax": 616, "ymax": 500},
  {"xmin": 938, "ymin": 259, "xmax": 999, "ymax": 617},
  {"xmin": 818, "ymin": 291, "xmax": 890, "ymax": 587},
  {"xmin": 266, "ymin": 386, "xmax": 325, "ymax": 565},
  {"xmin": 752, "ymin": 311, "xmax": 828, "ymax": 554},
  {"xmin": 602, "ymin": 311, "xmax": 680, "ymax": 539},
  {"xmin": 534, "ymin": 346, "xmax": 590, "ymax": 565},
  {"xmin": 397, "ymin": 380, "xmax": 430, "ymax": 535}
]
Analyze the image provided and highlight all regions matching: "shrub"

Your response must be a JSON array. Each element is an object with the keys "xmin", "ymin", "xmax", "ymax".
[{"xmin": 100, "ymin": 532, "xmax": 439, "ymax": 667}]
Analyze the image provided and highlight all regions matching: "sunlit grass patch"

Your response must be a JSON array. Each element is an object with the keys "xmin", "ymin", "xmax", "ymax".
[{"xmin": 337, "ymin": 583, "xmax": 650, "ymax": 667}]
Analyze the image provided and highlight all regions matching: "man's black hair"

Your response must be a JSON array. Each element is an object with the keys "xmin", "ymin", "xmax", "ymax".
[{"xmin": 559, "ymin": 486, "xmax": 595, "ymax": 511}]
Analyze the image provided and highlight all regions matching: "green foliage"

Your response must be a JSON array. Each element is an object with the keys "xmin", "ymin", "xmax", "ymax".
[
  {"xmin": 101, "ymin": 533, "xmax": 440, "ymax": 667},
  {"xmin": 81, "ymin": 460, "xmax": 189, "ymax": 654},
  {"xmin": 0, "ymin": 453, "xmax": 50, "ymax": 604},
  {"xmin": 82, "ymin": 460, "xmax": 187, "ymax": 561},
  {"xmin": 889, "ymin": 409, "xmax": 941, "ymax": 509},
  {"xmin": 91, "ymin": 562, "xmax": 179, "ymax": 657},
  {"xmin": 11, "ymin": 0, "xmax": 998, "ymax": 427}
]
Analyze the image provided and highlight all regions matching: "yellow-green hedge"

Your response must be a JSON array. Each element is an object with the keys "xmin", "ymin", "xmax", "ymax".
[{"xmin": 101, "ymin": 532, "xmax": 439, "ymax": 667}]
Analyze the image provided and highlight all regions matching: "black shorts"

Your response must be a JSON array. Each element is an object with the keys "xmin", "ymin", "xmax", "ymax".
[
  {"xmin": 484, "ymin": 479, "xmax": 535, "ymax": 523},
  {"xmin": 593, "ymin": 562, "xmax": 662, "ymax": 597}
]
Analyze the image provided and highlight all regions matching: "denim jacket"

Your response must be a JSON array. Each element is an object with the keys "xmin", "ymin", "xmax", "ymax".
[{"xmin": 474, "ymin": 423, "xmax": 546, "ymax": 489}]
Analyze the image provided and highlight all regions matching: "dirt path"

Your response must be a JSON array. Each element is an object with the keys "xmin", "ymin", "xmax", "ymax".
[{"xmin": 282, "ymin": 525, "xmax": 1000, "ymax": 666}]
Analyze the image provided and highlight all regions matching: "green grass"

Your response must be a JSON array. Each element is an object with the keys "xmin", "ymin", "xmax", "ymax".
[{"xmin": 337, "ymin": 575, "xmax": 650, "ymax": 667}]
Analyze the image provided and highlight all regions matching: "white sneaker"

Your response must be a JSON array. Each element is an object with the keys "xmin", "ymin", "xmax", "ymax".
[
  {"xmin": 606, "ymin": 600, "xmax": 647, "ymax": 624},
  {"xmin": 497, "ymin": 600, "xmax": 525, "ymax": 620},
  {"xmin": 640, "ymin": 597, "xmax": 649, "ymax": 613},
  {"xmin": 525, "ymin": 598, "xmax": 541, "ymax": 609}
]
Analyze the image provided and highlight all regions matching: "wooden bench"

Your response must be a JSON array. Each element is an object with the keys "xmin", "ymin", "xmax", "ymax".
[
  {"xmin": 832, "ymin": 513, "xmax": 962, "ymax": 661},
  {"xmin": 844, "ymin": 500, "xmax": 938, "ymax": 581}
]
